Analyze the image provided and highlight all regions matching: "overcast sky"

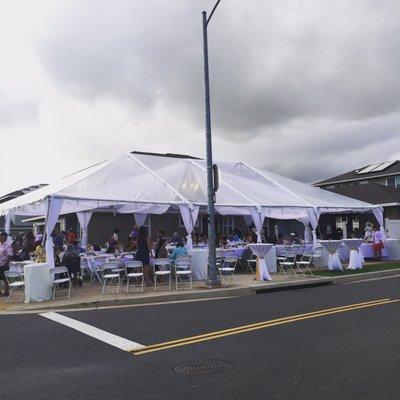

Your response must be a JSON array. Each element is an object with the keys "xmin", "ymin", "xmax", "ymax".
[{"xmin": 1, "ymin": 0, "xmax": 400, "ymax": 196}]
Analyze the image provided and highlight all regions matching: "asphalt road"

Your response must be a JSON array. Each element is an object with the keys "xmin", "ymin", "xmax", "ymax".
[{"xmin": 1, "ymin": 276, "xmax": 400, "ymax": 400}]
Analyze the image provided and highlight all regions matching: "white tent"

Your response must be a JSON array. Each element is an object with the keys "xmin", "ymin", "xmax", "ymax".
[{"xmin": 0, "ymin": 153, "xmax": 383, "ymax": 265}]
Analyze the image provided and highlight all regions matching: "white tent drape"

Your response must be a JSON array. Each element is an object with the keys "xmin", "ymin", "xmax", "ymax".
[
  {"xmin": 134, "ymin": 213, "xmax": 147, "ymax": 227},
  {"xmin": 372, "ymin": 208, "xmax": 386, "ymax": 239},
  {"xmin": 179, "ymin": 205, "xmax": 200, "ymax": 251},
  {"xmin": 76, "ymin": 211, "xmax": 93, "ymax": 247},
  {"xmin": 44, "ymin": 197, "xmax": 64, "ymax": 268},
  {"xmin": 307, "ymin": 209, "xmax": 320, "ymax": 249},
  {"xmin": 4, "ymin": 212, "xmax": 11, "ymax": 235},
  {"xmin": 250, "ymin": 208, "xmax": 267, "ymax": 243}
]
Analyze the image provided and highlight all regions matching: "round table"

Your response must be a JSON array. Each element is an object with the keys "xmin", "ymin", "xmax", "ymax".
[
  {"xmin": 319, "ymin": 240, "xmax": 343, "ymax": 271},
  {"xmin": 342, "ymin": 239, "xmax": 364, "ymax": 270},
  {"xmin": 23, "ymin": 263, "xmax": 52, "ymax": 303},
  {"xmin": 248, "ymin": 244, "xmax": 274, "ymax": 281},
  {"xmin": 385, "ymin": 239, "xmax": 400, "ymax": 260},
  {"xmin": 188, "ymin": 249, "xmax": 208, "ymax": 280}
]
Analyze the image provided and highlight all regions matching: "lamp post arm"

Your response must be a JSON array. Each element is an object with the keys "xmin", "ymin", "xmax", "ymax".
[{"xmin": 206, "ymin": 0, "xmax": 223, "ymax": 26}]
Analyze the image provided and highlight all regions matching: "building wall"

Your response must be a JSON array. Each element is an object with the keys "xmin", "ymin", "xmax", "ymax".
[{"xmin": 385, "ymin": 206, "xmax": 400, "ymax": 220}]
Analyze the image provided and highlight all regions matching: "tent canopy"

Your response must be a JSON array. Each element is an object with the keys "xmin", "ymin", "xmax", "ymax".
[{"xmin": 0, "ymin": 152, "xmax": 379, "ymax": 218}]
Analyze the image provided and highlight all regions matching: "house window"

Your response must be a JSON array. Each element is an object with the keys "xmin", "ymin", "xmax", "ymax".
[
  {"xmin": 326, "ymin": 185, "xmax": 336, "ymax": 189},
  {"xmin": 335, "ymin": 216, "xmax": 347, "ymax": 229},
  {"xmin": 387, "ymin": 176, "xmax": 400, "ymax": 188},
  {"xmin": 217, "ymin": 216, "xmax": 235, "ymax": 236},
  {"xmin": 358, "ymin": 180, "xmax": 369, "ymax": 185}
]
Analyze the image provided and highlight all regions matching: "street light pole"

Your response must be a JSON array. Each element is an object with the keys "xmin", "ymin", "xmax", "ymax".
[{"xmin": 202, "ymin": 1, "xmax": 222, "ymax": 288}]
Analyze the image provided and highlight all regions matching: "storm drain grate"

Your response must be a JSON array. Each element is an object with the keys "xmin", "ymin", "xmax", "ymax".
[{"xmin": 173, "ymin": 360, "xmax": 233, "ymax": 376}]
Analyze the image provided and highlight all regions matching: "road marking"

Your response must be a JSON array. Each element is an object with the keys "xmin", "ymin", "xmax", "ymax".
[
  {"xmin": 345, "ymin": 274, "xmax": 400, "ymax": 284},
  {"xmin": 40, "ymin": 312, "xmax": 145, "ymax": 352},
  {"xmin": 133, "ymin": 298, "xmax": 399, "ymax": 355}
]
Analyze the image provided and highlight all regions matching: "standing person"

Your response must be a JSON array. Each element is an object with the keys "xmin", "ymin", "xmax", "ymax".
[
  {"xmin": 34, "ymin": 229, "xmax": 44, "ymax": 247},
  {"xmin": 53, "ymin": 228, "xmax": 65, "ymax": 251},
  {"xmin": 130, "ymin": 225, "xmax": 139, "ymax": 241},
  {"xmin": 67, "ymin": 228, "xmax": 77, "ymax": 245},
  {"xmin": 135, "ymin": 226, "xmax": 152, "ymax": 286},
  {"xmin": 0, "ymin": 232, "xmax": 13, "ymax": 296},
  {"xmin": 154, "ymin": 229, "xmax": 167, "ymax": 259},
  {"xmin": 372, "ymin": 225, "xmax": 385, "ymax": 261}
]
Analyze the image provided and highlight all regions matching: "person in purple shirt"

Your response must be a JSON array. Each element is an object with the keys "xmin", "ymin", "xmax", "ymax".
[
  {"xmin": 0, "ymin": 232, "xmax": 13, "ymax": 296},
  {"xmin": 130, "ymin": 225, "xmax": 139, "ymax": 240}
]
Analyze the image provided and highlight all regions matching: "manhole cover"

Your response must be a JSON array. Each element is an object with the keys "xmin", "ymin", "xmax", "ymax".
[{"xmin": 173, "ymin": 360, "xmax": 233, "ymax": 376}]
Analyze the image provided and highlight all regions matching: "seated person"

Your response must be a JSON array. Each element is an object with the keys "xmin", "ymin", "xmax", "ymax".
[
  {"xmin": 275, "ymin": 233, "xmax": 284, "ymax": 245},
  {"xmin": 34, "ymin": 245, "xmax": 46, "ymax": 263},
  {"xmin": 93, "ymin": 244, "xmax": 101, "ymax": 251},
  {"xmin": 197, "ymin": 234, "xmax": 208, "ymax": 246},
  {"xmin": 171, "ymin": 240, "xmax": 187, "ymax": 263},
  {"xmin": 123, "ymin": 237, "xmax": 137, "ymax": 252},
  {"xmin": 169, "ymin": 232, "xmax": 180, "ymax": 244},
  {"xmin": 62, "ymin": 245, "xmax": 82, "ymax": 286},
  {"xmin": 218, "ymin": 235, "xmax": 227, "ymax": 248}
]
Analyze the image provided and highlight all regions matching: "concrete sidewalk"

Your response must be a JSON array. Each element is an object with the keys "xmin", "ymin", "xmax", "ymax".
[
  {"xmin": 1, "ymin": 267, "xmax": 399, "ymax": 314},
  {"xmin": 0, "ymin": 273, "xmax": 321, "ymax": 313}
]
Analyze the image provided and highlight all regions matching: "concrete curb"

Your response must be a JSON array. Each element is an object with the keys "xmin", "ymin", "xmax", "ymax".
[{"xmin": 2, "ymin": 268, "xmax": 399, "ymax": 314}]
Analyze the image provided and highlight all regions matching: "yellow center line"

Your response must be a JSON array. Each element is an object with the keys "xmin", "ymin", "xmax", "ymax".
[
  {"xmin": 132, "ymin": 298, "xmax": 398, "ymax": 355},
  {"xmin": 135, "ymin": 299, "xmax": 389, "ymax": 351}
]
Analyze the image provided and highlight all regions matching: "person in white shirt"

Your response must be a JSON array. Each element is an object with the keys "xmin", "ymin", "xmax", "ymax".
[
  {"xmin": 0, "ymin": 232, "xmax": 13, "ymax": 296},
  {"xmin": 372, "ymin": 226, "xmax": 384, "ymax": 261}
]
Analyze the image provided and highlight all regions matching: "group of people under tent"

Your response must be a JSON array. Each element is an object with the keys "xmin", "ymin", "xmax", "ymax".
[{"xmin": 0, "ymin": 214, "xmax": 388, "ymax": 296}]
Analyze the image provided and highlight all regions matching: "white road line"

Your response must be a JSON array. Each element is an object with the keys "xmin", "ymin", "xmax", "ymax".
[
  {"xmin": 345, "ymin": 274, "xmax": 400, "ymax": 285},
  {"xmin": 40, "ymin": 312, "xmax": 145, "ymax": 352}
]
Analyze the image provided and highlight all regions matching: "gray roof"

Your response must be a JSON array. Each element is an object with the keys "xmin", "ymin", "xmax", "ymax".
[
  {"xmin": 0, "ymin": 184, "xmax": 48, "ymax": 204},
  {"xmin": 130, "ymin": 150, "xmax": 200, "ymax": 160},
  {"xmin": 314, "ymin": 160, "xmax": 400, "ymax": 186},
  {"xmin": 325, "ymin": 183, "xmax": 400, "ymax": 205}
]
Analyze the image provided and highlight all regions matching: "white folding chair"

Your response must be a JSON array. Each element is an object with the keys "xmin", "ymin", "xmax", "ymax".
[
  {"xmin": 311, "ymin": 246, "xmax": 323, "ymax": 269},
  {"xmin": 99, "ymin": 262, "xmax": 121, "ymax": 294},
  {"xmin": 49, "ymin": 266, "xmax": 71, "ymax": 300},
  {"xmin": 106, "ymin": 258, "xmax": 125, "ymax": 277},
  {"xmin": 218, "ymin": 256, "xmax": 238, "ymax": 284},
  {"xmin": 246, "ymin": 255, "xmax": 257, "ymax": 274},
  {"xmin": 125, "ymin": 261, "xmax": 144, "ymax": 293},
  {"xmin": 4, "ymin": 271, "xmax": 25, "ymax": 303},
  {"xmin": 278, "ymin": 253, "xmax": 298, "ymax": 278},
  {"xmin": 153, "ymin": 258, "xmax": 171, "ymax": 291},
  {"xmin": 216, "ymin": 249, "xmax": 224, "ymax": 267},
  {"xmin": 295, "ymin": 252, "xmax": 314, "ymax": 276},
  {"xmin": 276, "ymin": 246, "xmax": 291, "ymax": 264},
  {"xmin": 174, "ymin": 259, "xmax": 192, "ymax": 290}
]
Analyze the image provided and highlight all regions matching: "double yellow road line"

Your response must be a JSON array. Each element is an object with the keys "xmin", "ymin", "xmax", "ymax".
[{"xmin": 132, "ymin": 298, "xmax": 398, "ymax": 356}]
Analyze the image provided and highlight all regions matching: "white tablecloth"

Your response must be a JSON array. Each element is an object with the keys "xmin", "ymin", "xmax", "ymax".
[
  {"xmin": 319, "ymin": 241, "xmax": 343, "ymax": 271},
  {"xmin": 189, "ymin": 249, "xmax": 208, "ymax": 280},
  {"xmin": 24, "ymin": 263, "xmax": 52, "ymax": 303},
  {"xmin": 9, "ymin": 260, "xmax": 32, "ymax": 273},
  {"xmin": 359, "ymin": 243, "xmax": 389, "ymax": 259},
  {"xmin": 248, "ymin": 244, "xmax": 274, "ymax": 281},
  {"xmin": 342, "ymin": 239, "xmax": 364, "ymax": 270},
  {"xmin": 386, "ymin": 239, "xmax": 400, "ymax": 260}
]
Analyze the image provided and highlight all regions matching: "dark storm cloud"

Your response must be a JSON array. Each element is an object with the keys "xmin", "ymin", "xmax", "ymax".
[{"xmin": 37, "ymin": 0, "xmax": 400, "ymax": 182}]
